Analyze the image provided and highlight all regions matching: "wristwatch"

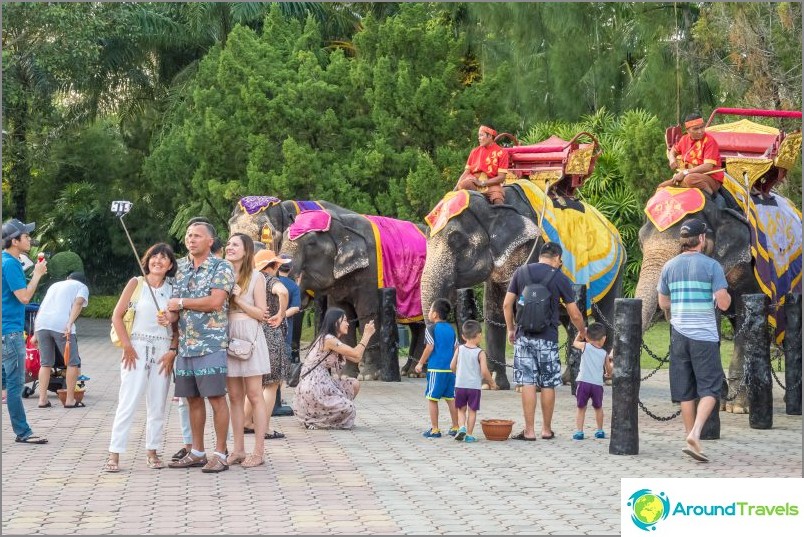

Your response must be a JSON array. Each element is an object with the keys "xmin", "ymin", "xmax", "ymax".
[{"xmin": 682, "ymin": 169, "xmax": 690, "ymax": 176}]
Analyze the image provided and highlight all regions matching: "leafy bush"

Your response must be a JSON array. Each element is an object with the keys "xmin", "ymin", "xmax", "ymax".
[{"xmin": 81, "ymin": 295, "xmax": 118, "ymax": 319}]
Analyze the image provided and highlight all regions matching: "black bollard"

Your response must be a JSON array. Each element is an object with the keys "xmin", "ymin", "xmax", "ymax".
[
  {"xmin": 378, "ymin": 288, "xmax": 401, "ymax": 382},
  {"xmin": 272, "ymin": 385, "xmax": 293, "ymax": 416},
  {"xmin": 783, "ymin": 293, "xmax": 802, "ymax": 415},
  {"xmin": 610, "ymin": 298, "xmax": 641, "ymax": 456},
  {"xmin": 743, "ymin": 294, "xmax": 772, "ymax": 429},
  {"xmin": 456, "ymin": 288, "xmax": 479, "ymax": 334},
  {"xmin": 566, "ymin": 284, "xmax": 587, "ymax": 396}
]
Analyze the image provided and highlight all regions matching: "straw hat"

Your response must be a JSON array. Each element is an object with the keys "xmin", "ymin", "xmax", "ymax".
[{"xmin": 254, "ymin": 249, "xmax": 290, "ymax": 271}]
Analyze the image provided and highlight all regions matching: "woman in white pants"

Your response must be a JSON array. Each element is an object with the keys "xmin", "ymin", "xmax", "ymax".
[{"xmin": 105, "ymin": 243, "xmax": 178, "ymax": 472}]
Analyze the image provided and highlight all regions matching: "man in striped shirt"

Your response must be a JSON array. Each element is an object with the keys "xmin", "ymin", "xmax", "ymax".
[{"xmin": 658, "ymin": 217, "xmax": 731, "ymax": 463}]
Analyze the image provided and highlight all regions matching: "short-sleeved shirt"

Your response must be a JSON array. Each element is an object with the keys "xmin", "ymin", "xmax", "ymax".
[
  {"xmin": 507, "ymin": 262, "xmax": 575, "ymax": 343},
  {"xmin": 465, "ymin": 143, "xmax": 510, "ymax": 177},
  {"xmin": 2, "ymin": 251, "xmax": 27, "ymax": 335},
  {"xmin": 658, "ymin": 252, "xmax": 728, "ymax": 342},
  {"xmin": 424, "ymin": 321, "xmax": 457, "ymax": 371},
  {"xmin": 172, "ymin": 255, "xmax": 235, "ymax": 357},
  {"xmin": 34, "ymin": 280, "xmax": 89, "ymax": 334},
  {"xmin": 673, "ymin": 133, "xmax": 723, "ymax": 182},
  {"xmin": 278, "ymin": 275, "xmax": 300, "ymax": 345},
  {"xmin": 577, "ymin": 343, "xmax": 607, "ymax": 386}
]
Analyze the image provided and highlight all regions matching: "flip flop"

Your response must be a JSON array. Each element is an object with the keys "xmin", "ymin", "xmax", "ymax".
[
  {"xmin": 265, "ymin": 430, "xmax": 285, "ymax": 440},
  {"xmin": 64, "ymin": 401, "xmax": 86, "ymax": 408},
  {"xmin": 511, "ymin": 430, "xmax": 536, "ymax": 441},
  {"xmin": 541, "ymin": 431, "xmax": 556, "ymax": 440},
  {"xmin": 38, "ymin": 402, "xmax": 52, "ymax": 408},
  {"xmin": 682, "ymin": 446, "xmax": 710, "ymax": 462},
  {"xmin": 103, "ymin": 459, "xmax": 120, "ymax": 473}
]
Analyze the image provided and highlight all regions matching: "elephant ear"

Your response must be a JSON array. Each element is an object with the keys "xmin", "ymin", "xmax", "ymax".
[
  {"xmin": 485, "ymin": 204, "xmax": 539, "ymax": 268},
  {"xmin": 331, "ymin": 214, "xmax": 370, "ymax": 280}
]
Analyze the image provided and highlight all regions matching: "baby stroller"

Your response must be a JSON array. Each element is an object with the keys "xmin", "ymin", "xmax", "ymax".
[{"xmin": 21, "ymin": 303, "xmax": 66, "ymax": 398}]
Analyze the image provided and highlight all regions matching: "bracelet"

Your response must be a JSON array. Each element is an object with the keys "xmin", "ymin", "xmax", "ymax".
[
  {"xmin": 357, "ymin": 342, "xmax": 366, "ymax": 348},
  {"xmin": 169, "ymin": 347, "xmax": 178, "ymax": 353}
]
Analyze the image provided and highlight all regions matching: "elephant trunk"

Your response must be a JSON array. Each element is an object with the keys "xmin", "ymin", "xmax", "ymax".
[
  {"xmin": 634, "ymin": 233, "xmax": 679, "ymax": 332},
  {"xmin": 420, "ymin": 238, "xmax": 457, "ymax": 322}
]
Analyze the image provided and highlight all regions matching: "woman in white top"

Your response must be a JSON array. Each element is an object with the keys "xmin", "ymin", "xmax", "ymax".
[
  {"xmin": 105, "ymin": 243, "xmax": 178, "ymax": 472},
  {"xmin": 225, "ymin": 233, "xmax": 270, "ymax": 468}
]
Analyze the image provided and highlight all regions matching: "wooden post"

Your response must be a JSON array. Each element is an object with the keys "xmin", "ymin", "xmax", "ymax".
[
  {"xmin": 456, "ymin": 288, "xmax": 479, "ymax": 335},
  {"xmin": 783, "ymin": 293, "xmax": 802, "ymax": 415},
  {"xmin": 610, "ymin": 298, "xmax": 641, "ymax": 455},
  {"xmin": 744, "ymin": 294, "xmax": 772, "ymax": 429},
  {"xmin": 378, "ymin": 288, "xmax": 401, "ymax": 382},
  {"xmin": 566, "ymin": 284, "xmax": 587, "ymax": 396}
]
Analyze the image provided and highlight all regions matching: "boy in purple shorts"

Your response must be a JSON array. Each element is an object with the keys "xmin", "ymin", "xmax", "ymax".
[
  {"xmin": 450, "ymin": 320, "xmax": 495, "ymax": 442},
  {"xmin": 571, "ymin": 323, "xmax": 613, "ymax": 440}
]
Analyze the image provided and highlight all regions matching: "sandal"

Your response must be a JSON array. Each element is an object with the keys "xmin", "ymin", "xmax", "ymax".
[
  {"xmin": 241, "ymin": 454, "xmax": 264, "ymax": 468},
  {"xmin": 510, "ymin": 430, "xmax": 536, "ymax": 441},
  {"xmin": 103, "ymin": 458, "xmax": 120, "ymax": 473},
  {"xmin": 146, "ymin": 455, "xmax": 165, "ymax": 470},
  {"xmin": 226, "ymin": 452, "xmax": 247, "ymax": 465},
  {"xmin": 15, "ymin": 435, "xmax": 48, "ymax": 444},
  {"xmin": 63, "ymin": 401, "xmax": 86, "ymax": 408},
  {"xmin": 265, "ymin": 430, "xmax": 285, "ymax": 440}
]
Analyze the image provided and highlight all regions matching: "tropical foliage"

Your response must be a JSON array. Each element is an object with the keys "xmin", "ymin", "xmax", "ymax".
[{"xmin": 3, "ymin": 2, "xmax": 801, "ymax": 296}]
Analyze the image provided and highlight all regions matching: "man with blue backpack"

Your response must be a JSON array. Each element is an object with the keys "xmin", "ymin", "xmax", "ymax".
[{"xmin": 503, "ymin": 242, "xmax": 586, "ymax": 441}]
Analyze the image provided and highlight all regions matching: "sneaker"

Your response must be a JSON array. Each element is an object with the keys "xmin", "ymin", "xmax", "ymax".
[
  {"xmin": 454, "ymin": 426, "xmax": 467, "ymax": 441},
  {"xmin": 422, "ymin": 428, "xmax": 442, "ymax": 438},
  {"xmin": 594, "ymin": 429, "xmax": 606, "ymax": 439},
  {"xmin": 572, "ymin": 431, "xmax": 584, "ymax": 440},
  {"xmin": 447, "ymin": 426, "xmax": 459, "ymax": 437},
  {"xmin": 464, "ymin": 435, "xmax": 478, "ymax": 443},
  {"xmin": 168, "ymin": 452, "xmax": 207, "ymax": 468},
  {"xmin": 201, "ymin": 454, "xmax": 229, "ymax": 473}
]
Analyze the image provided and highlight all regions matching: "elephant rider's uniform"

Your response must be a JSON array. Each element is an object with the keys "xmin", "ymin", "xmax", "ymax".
[
  {"xmin": 456, "ymin": 126, "xmax": 509, "ymax": 205},
  {"xmin": 658, "ymin": 120, "xmax": 723, "ymax": 195}
]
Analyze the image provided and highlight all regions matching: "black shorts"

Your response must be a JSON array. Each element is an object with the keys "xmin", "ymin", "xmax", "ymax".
[{"xmin": 669, "ymin": 328, "xmax": 724, "ymax": 402}]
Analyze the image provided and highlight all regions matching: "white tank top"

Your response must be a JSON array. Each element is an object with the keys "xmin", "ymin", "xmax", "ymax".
[
  {"xmin": 454, "ymin": 345, "xmax": 483, "ymax": 389},
  {"xmin": 130, "ymin": 278, "xmax": 173, "ymax": 341}
]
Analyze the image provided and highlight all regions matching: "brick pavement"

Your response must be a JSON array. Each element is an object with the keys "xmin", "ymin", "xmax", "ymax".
[{"xmin": 2, "ymin": 319, "xmax": 801, "ymax": 535}]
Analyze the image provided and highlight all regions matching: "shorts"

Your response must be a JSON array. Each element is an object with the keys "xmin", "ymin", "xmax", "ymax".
[
  {"xmin": 35, "ymin": 330, "xmax": 81, "ymax": 367},
  {"xmin": 669, "ymin": 328, "xmax": 724, "ymax": 402},
  {"xmin": 576, "ymin": 381, "xmax": 604, "ymax": 409},
  {"xmin": 174, "ymin": 349, "xmax": 228, "ymax": 398},
  {"xmin": 425, "ymin": 370, "xmax": 455, "ymax": 401},
  {"xmin": 454, "ymin": 387, "xmax": 481, "ymax": 411},
  {"xmin": 513, "ymin": 336, "xmax": 561, "ymax": 388}
]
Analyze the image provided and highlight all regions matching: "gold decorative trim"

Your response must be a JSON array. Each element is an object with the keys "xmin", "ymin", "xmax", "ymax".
[
  {"xmin": 775, "ymin": 131, "xmax": 802, "ymax": 171},
  {"xmin": 725, "ymin": 157, "xmax": 774, "ymax": 188},
  {"xmin": 528, "ymin": 170, "xmax": 562, "ymax": 192},
  {"xmin": 564, "ymin": 145, "xmax": 595, "ymax": 175},
  {"xmin": 707, "ymin": 119, "xmax": 780, "ymax": 135}
]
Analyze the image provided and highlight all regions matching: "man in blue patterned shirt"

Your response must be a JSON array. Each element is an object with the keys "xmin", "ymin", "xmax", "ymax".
[
  {"xmin": 165, "ymin": 221, "xmax": 235, "ymax": 473},
  {"xmin": 658, "ymin": 217, "xmax": 730, "ymax": 463}
]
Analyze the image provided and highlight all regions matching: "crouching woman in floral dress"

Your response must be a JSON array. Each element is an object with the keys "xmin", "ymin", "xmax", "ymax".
[{"xmin": 293, "ymin": 308, "xmax": 375, "ymax": 430}]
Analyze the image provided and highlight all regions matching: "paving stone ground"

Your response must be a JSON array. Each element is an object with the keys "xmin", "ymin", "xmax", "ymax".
[{"xmin": 2, "ymin": 319, "xmax": 801, "ymax": 535}]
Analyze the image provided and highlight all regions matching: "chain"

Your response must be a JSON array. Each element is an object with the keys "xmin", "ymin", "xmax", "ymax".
[
  {"xmin": 769, "ymin": 344, "xmax": 800, "ymax": 393},
  {"xmin": 638, "ymin": 400, "xmax": 682, "ymax": 421}
]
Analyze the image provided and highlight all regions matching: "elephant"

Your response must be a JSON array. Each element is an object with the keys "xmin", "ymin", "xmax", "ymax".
[
  {"xmin": 279, "ymin": 210, "xmax": 429, "ymax": 381},
  {"xmin": 420, "ymin": 182, "xmax": 625, "ymax": 390},
  {"xmin": 635, "ymin": 196, "xmax": 785, "ymax": 414}
]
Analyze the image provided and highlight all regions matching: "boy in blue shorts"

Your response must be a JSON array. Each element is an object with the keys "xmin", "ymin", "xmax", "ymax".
[
  {"xmin": 571, "ymin": 323, "xmax": 613, "ymax": 440},
  {"xmin": 415, "ymin": 299, "xmax": 458, "ymax": 438}
]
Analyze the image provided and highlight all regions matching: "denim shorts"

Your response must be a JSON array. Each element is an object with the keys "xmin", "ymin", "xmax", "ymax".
[{"xmin": 513, "ymin": 336, "xmax": 561, "ymax": 388}]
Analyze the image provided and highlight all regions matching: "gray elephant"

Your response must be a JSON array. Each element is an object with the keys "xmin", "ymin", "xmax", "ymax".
[
  {"xmin": 420, "ymin": 181, "xmax": 626, "ymax": 390},
  {"xmin": 635, "ymin": 188, "xmax": 801, "ymax": 413},
  {"xmin": 280, "ymin": 210, "xmax": 429, "ymax": 380}
]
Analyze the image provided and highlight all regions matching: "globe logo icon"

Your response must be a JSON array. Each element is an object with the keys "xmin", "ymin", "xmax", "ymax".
[{"xmin": 627, "ymin": 489, "xmax": 670, "ymax": 531}]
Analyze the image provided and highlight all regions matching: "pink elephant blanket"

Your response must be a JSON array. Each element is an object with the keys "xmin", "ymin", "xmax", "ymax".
[{"xmin": 363, "ymin": 215, "xmax": 427, "ymax": 323}]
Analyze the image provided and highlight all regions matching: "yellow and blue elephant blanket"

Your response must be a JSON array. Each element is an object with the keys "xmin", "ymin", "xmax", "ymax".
[{"xmin": 510, "ymin": 180, "xmax": 625, "ymax": 314}]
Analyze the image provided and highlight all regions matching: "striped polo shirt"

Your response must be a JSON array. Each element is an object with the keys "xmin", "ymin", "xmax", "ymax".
[{"xmin": 658, "ymin": 252, "xmax": 728, "ymax": 342}]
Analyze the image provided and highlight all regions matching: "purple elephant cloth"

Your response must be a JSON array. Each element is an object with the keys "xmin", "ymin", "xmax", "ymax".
[
  {"xmin": 363, "ymin": 215, "xmax": 427, "ymax": 323},
  {"xmin": 293, "ymin": 200, "xmax": 325, "ymax": 213},
  {"xmin": 288, "ymin": 210, "xmax": 332, "ymax": 240},
  {"xmin": 239, "ymin": 196, "xmax": 281, "ymax": 215}
]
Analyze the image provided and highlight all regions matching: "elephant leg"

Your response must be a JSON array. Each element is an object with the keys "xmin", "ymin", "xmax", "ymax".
[
  {"xmin": 401, "ymin": 323, "xmax": 426, "ymax": 378},
  {"xmin": 353, "ymin": 302, "xmax": 382, "ymax": 382},
  {"xmin": 484, "ymin": 282, "xmax": 510, "ymax": 390}
]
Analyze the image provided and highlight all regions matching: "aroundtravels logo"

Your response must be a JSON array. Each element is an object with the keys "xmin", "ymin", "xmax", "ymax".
[{"xmin": 627, "ymin": 489, "xmax": 671, "ymax": 531}]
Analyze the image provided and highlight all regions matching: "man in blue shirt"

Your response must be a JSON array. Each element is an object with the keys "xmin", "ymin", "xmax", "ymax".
[
  {"xmin": 277, "ymin": 256, "xmax": 301, "ymax": 361},
  {"xmin": 2, "ymin": 219, "xmax": 48, "ymax": 444},
  {"xmin": 658, "ymin": 217, "xmax": 731, "ymax": 463}
]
